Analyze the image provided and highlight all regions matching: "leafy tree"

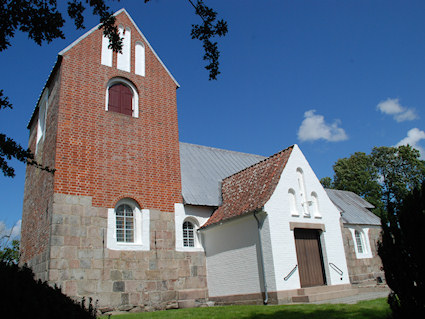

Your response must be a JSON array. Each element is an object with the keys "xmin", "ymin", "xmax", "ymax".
[
  {"xmin": 0, "ymin": 0, "xmax": 228, "ymax": 178},
  {"xmin": 324, "ymin": 145, "xmax": 425, "ymax": 213},
  {"xmin": 378, "ymin": 181, "xmax": 425, "ymax": 318},
  {"xmin": 372, "ymin": 145, "xmax": 425, "ymax": 206},
  {"xmin": 332, "ymin": 151, "xmax": 383, "ymax": 210},
  {"xmin": 319, "ymin": 176, "xmax": 333, "ymax": 188},
  {"xmin": 0, "ymin": 239, "xmax": 19, "ymax": 265}
]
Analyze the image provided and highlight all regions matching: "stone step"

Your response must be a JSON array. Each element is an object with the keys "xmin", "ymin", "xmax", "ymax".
[
  {"xmin": 296, "ymin": 284, "xmax": 351, "ymax": 296},
  {"xmin": 177, "ymin": 300, "xmax": 196, "ymax": 309},
  {"xmin": 178, "ymin": 288, "xmax": 208, "ymax": 300},
  {"xmin": 292, "ymin": 285, "xmax": 358, "ymax": 303}
]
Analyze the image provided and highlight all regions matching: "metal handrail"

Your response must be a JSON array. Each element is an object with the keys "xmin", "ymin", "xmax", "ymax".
[
  {"xmin": 329, "ymin": 262, "xmax": 343, "ymax": 276},
  {"xmin": 284, "ymin": 265, "xmax": 298, "ymax": 281}
]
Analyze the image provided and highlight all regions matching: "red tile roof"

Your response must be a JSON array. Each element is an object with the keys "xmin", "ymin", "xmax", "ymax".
[{"xmin": 201, "ymin": 145, "xmax": 294, "ymax": 228}]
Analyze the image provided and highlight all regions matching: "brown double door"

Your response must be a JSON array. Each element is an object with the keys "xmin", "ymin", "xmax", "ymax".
[{"xmin": 294, "ymin": 228, "xmax": 326, "ymax": 287}]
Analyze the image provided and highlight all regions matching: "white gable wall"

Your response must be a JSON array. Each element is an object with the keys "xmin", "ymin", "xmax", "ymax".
[{"xmin": 264, "ymin": 145, "xmax": 350, "ymax": 291}]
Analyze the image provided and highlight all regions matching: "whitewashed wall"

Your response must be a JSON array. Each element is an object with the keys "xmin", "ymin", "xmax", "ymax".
[
  {"xmin": 264, "ymin": 144, "xmax": 350, "ymax": 291},
  {"xmin": 203, "ymin": 214, "xmax": 264, "ymax": 297},
  {"xmin": 174, "ymin": 204, "xmax": 214, "ymax": 252}
]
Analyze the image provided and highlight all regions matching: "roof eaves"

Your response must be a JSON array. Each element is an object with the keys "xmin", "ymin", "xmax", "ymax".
[
  {"xmin": 58, "ymin": 8, "xmax": 180, "ymax": 88},
  {"xmin": 27, "ymin": 56, "xmax": 62, "ymax": 129},
  {"xmin": 199, "ymin": 207, "xmax": 263, "ymax": 230}
]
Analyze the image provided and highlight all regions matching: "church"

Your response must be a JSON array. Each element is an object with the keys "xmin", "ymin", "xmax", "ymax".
[{"xmin": 21, "ymin": 9, "xmax": 383, "ymax": 311}]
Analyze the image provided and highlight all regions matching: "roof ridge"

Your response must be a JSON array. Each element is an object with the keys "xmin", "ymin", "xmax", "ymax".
[
  {"xmin": 220, "ymin": 145, "xmax": 294, "ymax": 182},
  {"xmin": 179, "ymin": 141, "xmax": 266, "ymax": 158}
]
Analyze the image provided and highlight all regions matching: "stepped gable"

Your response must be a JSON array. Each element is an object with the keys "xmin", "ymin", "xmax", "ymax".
[{"xmin": 202, "ymin": 145, "xmax": 293, "ymax": 228}]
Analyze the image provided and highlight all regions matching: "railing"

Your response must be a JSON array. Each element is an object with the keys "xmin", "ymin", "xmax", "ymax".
[
  {"xmin": 329, "ymin": 262, "xmax": 343, "ymax": 276},
  {"xmin": 284, "ymin": 265, "xmax": 298, "ymax": 281}
]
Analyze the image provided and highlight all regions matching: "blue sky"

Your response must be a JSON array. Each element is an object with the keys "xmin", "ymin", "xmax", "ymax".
[{"xmin": 1, "ymin": 0, "xmax": 425, "ymax": 233}]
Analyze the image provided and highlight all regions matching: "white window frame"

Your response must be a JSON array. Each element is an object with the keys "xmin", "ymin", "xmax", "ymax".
[
  {"xmin": 181, "ymin": 218, "xmax": 200, "ymax": 250},
  {"xmin": 107, "ymin": 198, "xmax": 149, "ymax": 251},
  {"xmin": 105, "ymin": 77, "xmax": 139, "ymax": 118},
  {"xmin": 36, "ymin": 89, "xmax": 49, "ymax": 152},
  {"xmin": 183, "ymin": 219, "xmax": 197, "ymax": 248},
  {"xmin": 349, "ymin": 227, "xmax": 372, "ymax": 259}
]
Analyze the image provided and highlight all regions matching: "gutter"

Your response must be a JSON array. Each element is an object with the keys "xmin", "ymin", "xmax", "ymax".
[{"xmin": 253, "ymin": 210, "xmax": 268, "ymax": 305}]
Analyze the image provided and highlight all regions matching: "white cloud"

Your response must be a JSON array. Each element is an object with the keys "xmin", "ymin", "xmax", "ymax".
[
  {"xmin": 298, "ymin": 110, "xmax": 348, "ymax": 142},
  {"xmin": 377, "ymin": 98, "xmax": 418, "ymax": 122},
  {"xmin": 0, "ymin": 220, "xmax": 21, "ymax": 241},
  {"xmin": 396, "ymin": 128, "xmax": 425, "ymax": 158}
]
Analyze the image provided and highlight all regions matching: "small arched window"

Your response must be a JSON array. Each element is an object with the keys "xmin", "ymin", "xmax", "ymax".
[
  {"xmin": 135, "ymin": 41, "xmax": 145, "ymax": 76},
  {"xmin": 116, "ymin": 204, "xmax": 134, "ymax": 243},
  {"xmin": 183, "ymin": 221, "xmax": 195, "ymax": 247},
  {"xmin": 311, "ymin": 192, "xmax": 321, "ymax": 218},
  {"xmin": 288, "ymin": 188, "xmax": 298, "ymax": 216},
  {"xmin": 108, "ymin": 83, "xmax": 133, "ymax": 116},
  {"xmin": 355, "ymin": 230, "xmax": 364, "ymax": 254},
  {"xmin": 296, "ymin": 168, "xmax": 310, "ymax": 216}
]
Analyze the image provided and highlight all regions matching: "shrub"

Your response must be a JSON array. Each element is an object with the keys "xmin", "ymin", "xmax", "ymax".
[
  {"xmin": 378, "ymin": 181, "xmax": 425, "ymax": 318},
  {"xmin": 0, "ymin": 261, "xmax": 97, "ymax": 318}
]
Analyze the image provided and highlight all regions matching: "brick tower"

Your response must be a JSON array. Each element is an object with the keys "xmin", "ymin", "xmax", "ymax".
[{"xmin": 21, "ymin": 9, "xmax": 207, "ymax": 310}]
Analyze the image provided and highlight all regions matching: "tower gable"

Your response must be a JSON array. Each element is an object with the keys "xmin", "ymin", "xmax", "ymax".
[
  {"xmin": 52, "ymin": 9, "xmax": 182, "ymax": 211},
  {"xmin": 59, "ymin": 8, "xmax": 179, "ymax": 87}
]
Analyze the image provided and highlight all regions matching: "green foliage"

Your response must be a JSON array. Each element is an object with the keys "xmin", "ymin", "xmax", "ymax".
[
  {"xmin": 100, "ymin": 299, "xmax": 389, "ymax": 319},
  {"xmin": 378, "ymin": 181, "xmax": 425, "ymax": 318},
  {"xmin": 0, "ymin": 239, "xmax": 19, "ymax": 265},
  {"xmin": 326, "ymin": 145, "xmax": 425, "ymax": 214},
  {"xmin": 372, "ymin": 145, "xmax": 425, "ymax": 205},
  {"xmin": 319, "ymin": 176, "xmax": 333, "ymax": 189},
  {"xmin": 332, "ymin": 151, "xmax": 383, "ymax": 211},
  {"xmin": 0, "ymin": 261, "xmax": 97, "ymax": 318}
]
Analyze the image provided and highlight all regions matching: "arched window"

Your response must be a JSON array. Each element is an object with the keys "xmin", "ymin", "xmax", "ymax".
[
  {"xmin": 36, "ymin": 89, "xmax": 49, "ymax": 152},
  {"xmin": 106, "ymin": 198, "xmax": 150, "ymax": 251},
  {"xmin": 135, "ymin": 41, "xmax": 145, "ymax": 76},
  {"xmin": 108, "ymin": 83, "xmax": 133, "ymax": 116},
  {"xmin": 183, "ymin": 221, "xmax": 195, "ymax": 247},
  {"xmin": 106, "ymin": 78, "xmax": 139, "ymax": 117},
  {"xmin": 117, "ymin": 26, "xmax": 131, "ymax": 72},
  {"xmin": 116, "ymin": 204, "xmax": 134, "ymax": 243},
  {"xmin": 355, "ymin": 230, "xmax": 364, "ymax": 254}
]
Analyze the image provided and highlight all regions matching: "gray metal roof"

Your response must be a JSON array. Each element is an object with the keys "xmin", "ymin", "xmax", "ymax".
[
  {"xmin": 325, "ymin": 189, "xmax": 380, "ymax": 226},
  {"xmin": 180, "ymin": 142, "xmax": 266, "ymax": 206}
]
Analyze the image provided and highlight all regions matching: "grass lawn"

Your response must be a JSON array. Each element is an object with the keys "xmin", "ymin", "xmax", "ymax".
[{"xmin": 102, "ymin": 298, "xmax": 390, "ymax": 319}]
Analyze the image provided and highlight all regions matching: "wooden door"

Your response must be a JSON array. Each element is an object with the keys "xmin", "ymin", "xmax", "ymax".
[{"xmin": 294, "ymin": 228, "xmax": 326, "ymax": 287}]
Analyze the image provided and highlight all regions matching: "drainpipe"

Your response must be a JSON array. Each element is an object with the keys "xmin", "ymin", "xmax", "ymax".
[{"xmin": 253, "ymin": 211, "xmax": 268, "ymax": 305}]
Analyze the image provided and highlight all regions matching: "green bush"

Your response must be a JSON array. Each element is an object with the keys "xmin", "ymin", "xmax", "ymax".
[{"xmin": 0, "ymin": 261, "xmax": 97, "ymax": 318}]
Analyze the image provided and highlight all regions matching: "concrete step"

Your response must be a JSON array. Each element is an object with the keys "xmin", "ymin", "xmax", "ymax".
[
  {"xmin": 178, "ymin": 288, "xmax": 208, "ymax": 300},
  {"xmin": 292, "ymin": 285, "xmax": 358, "ymax": 303},
  {"xmin": 177, "ymin": 288, "xmax": 209, "ymax": 308},
  {"xmin": 296, "ymin": 284, "xmax": 351, "ymax": 296}
]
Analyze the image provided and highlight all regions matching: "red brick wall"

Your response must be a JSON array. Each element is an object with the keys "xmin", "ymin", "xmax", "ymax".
[
  {"xmin": 21, "ymin": 70, "xmax": 61, "ymax": 263},
  {"xmin": 54, "ymin": 12, "xmax": 182, "ymax": 211}
]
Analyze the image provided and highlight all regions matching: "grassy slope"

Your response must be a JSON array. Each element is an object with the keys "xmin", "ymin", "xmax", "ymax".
[{"xmin": 104, "ymin": 298, "xmax": 390, "ymax": 319}]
